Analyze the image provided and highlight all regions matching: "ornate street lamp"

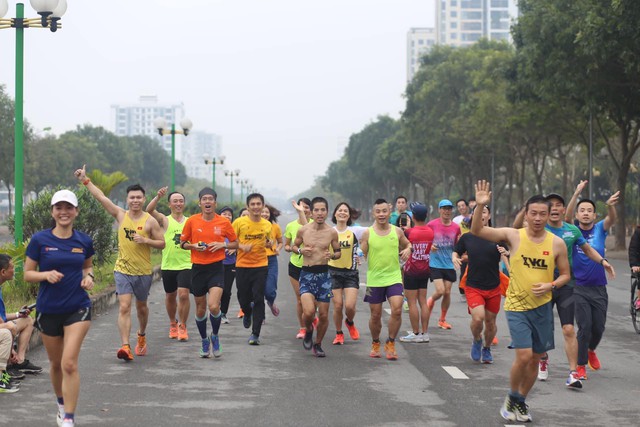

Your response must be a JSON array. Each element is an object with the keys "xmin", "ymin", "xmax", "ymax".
[
  {"xmin": 203, "ymin": 154, "xmax": 225, "ymax": 189},
  {"xmin": 154, "ymin": 117, "xmax": 193, "ymax": 192},
  {"xmin": 224, "ymin": 169, "xmax": 240, "ymax": 204}
]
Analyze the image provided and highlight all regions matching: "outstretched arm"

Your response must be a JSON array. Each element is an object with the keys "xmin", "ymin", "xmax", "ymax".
[
  {"xmin": 74, "ymin": 164, "xmax": 123, "ymax": 220},
  {"xmin": 603, "ymin": 191, "xmax": 620, "ymax": 231},
  {"xmin": 146, "ymin": 186, "xmax": 169, "ymax": 229},
  {"xmin": 565, "ymin": 180, "xmax": 588, "ymax": 222},
  {"xmin": 580, "ymin": 242, "xmax": 615, "ymax": 279},
  {"xmin": 291, "ymin": 199, "xmax": 308, "ymax": 225},
  {"xmin": 512, "ymin": 206, "xmax": 525, "ymax": 229},
  {"xmin": 471, "ymin": 180, "xmax": 514, "ymax": 244}
]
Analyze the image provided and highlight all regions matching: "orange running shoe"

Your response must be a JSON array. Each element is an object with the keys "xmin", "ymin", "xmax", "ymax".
[
  {"xmin": 370, "ymin": 341, "xmax": 382, "ymax": 358},
  {"xmin": 169, "ymin": 321, "xmax": 178, "ymax": 339},
  {"xmin": 177, "ymin": 323, "xmax": 189, "ymax": 341},
  {"xmin": 438, "ymin": 320, "xmax": 452, "ymax": 330},
  {"xmin": 345, "ymin": 320, "xmax": 360, "ymax": 340},
  {"xmin": 333, "ymin": 333, "xmax": 345, "ymax": 345},
  {"xmin": 135, "ymin": 332, "xmax": 147, "ymax": 356},
  {"xmin": 588, "ymin": 350, "xmax": 601, "ymax": 370},
  {"xmin": 492, "ymin": 336, "xmax": 499, "ymax": 346},
  {"xmin": 576, "ymin": 365, "xmax": 588, "ymax": 380},
  {"xmin": 296, "ymin": 328, "xmax": 306, "ymax": 339},
  {"xmin": 384, "ymin": 340, "xmax": 398, "ymax": 360},
  {"xmin": 117, "ymin": 344, "xmax": 134, "ymax": 361},
  {"xmin": 237, "ymin": 309, "xmax": 244, "ymax": 318},
  {"xmin": 312, "ymin": 317, "xmax": 319, "ymax": 329}
]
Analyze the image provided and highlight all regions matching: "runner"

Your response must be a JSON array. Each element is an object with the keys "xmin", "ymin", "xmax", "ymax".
[
  {"xmin": 232, "ymin": 193, "xmax": 272, "ymax": 345},
  {"xmin": 453, "ymin": 199, "xmax": 472, "ymax": 234},
  {"xmin": 284, "ymin": 198, "xmax": 312, "ymax": 339},
  {"xmin": 470, "ymin": 181, "xmax": 571, "ymax": 423},
  {"xmin": 360, "ymin": 199, "xmax": 412, "ymax": 360},
  {"xmin": 218, "ymin": 206, "xmax": 237, "ymax": 324},
  {"xmin": 390, "ymin": 195, "xmax": 413, "ymax": 227},
  {"xmin": 426, "ymin": 199, "xmax": 461, "ymax": 330},
  {"xmin": 146, "ymin": 186, "xmax": 192, "ymax": 341},
  {"xmin": 453, "ymin": 205, "xmax": 502, "ymax": 363},
  {"xmin": 328, "ymin": 202, "xmax": 364, "ymax": 345},
  {"xmin": 262, "ymin": 204, "xmax": 283, "ymax": 317},
  {"xmin": 564, "ymin": 182, "xmax": 620, "ymax": 379},
  {"xmin": 23, "ymin": 190, "xmax": 95, "ymax": 427},
  {"xmin": 399, "ymin": 203, "xmax": 434, "ymax": 344},
  {"xmin": 75, "ymin": 165, "xmax": 165, "ymax": 361},
  {"xmin": 180, "ymin": 188, "xmax": 238, "ymax": 358},
  {"xmin": 292, "ymin": 197, "xmax": 341, "ymax": 357}
]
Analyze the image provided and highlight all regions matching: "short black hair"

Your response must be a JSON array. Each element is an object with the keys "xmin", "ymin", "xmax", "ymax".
[
  {"xmin": 297, "ymin": 197, "xmax": 311, "ymax": 207},
  {"xmin": 246, "ymin": 193, "xmax": 264, "ymax": 205},
  {"xmin": 167, "ymin": 191, "xmax": 185, "ymax": 202},
  {"xmin": 126, "ymin": 184, "xmax": 145, "ymax": 195},
  {"xmin": 456, "ymin": 198, "xmax": 468, "ymax": 206},
  {"xmin": 311, "ymin": 196, "xmax": 329, "ymax": 211},
  {"xmin": 0, "ymin": 254, "xmax": 11, "ymax": 270},
  {"xmin": 395, "ymin": 195, "xmax": 407, "ymax": 203},
  {"xmin": 525, "ymin": 195, "xmax": 551, "ymax": 212},
  {"xmin": 198, "ymin": 187, "xmax": 217, "ymax": 200},
  {"xmin": 332, "ymin": 202, "xmax": 353, "ymax": 226},
  {"xmin": 577, "ymin": 199, "xmax": 597, "ymax": 211},
  {"xmin": 374, "ymin": 198, "xmax": 388, "ymax": 206}
]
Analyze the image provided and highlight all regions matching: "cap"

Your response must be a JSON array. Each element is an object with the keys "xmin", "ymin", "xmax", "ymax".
[
  {"xmin": 411, "ymin": 203, "xmax": 428, "ymax": 220},
  {"xmin": 51, "ymin": 190, "xmax": 78, "ymax": 207},
  {"xmin": 438, "ymin": 199, "xmax": 454, "ymax": 209},
  {"xmin": 545, "ymin": 193, "xmax": 565, "ymax": 206},
  {"xmin": 219, "ymin": 206, "xmax": 233, "ymax": 216},
  {"xmin": 198, "ymin": 187, "xmax": 217, "ymax": 200}
]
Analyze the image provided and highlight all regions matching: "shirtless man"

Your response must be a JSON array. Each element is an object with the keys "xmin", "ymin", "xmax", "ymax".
[{"xmin": 292, "ymin": 197, "xmax": 341, "ymax": 357}]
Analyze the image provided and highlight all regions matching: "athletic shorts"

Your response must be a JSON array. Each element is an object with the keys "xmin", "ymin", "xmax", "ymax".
[
  {"xmin": 552, "ymin": 281, "xmax": 575, "ymax": 326},
  {"xmin": 115, "ymin": 272, "xmax": 152, "ymax": 302},
  {"xmin": 299, "ymin": 266, "xmax": 333, "ymax": 303},
  {"xmin": 364, "ymin": 283, "xmax": 404, "ymax": 304},
  {"xmin": 161, "ymin": 269, "xmax": 191, "ymax": 294},
  {"xmin": 191, "ymin": 262, "xmax": 224, "ymax": 297},
  {"xmin": 329, "ymin": 269, "xmax": 360, "ymax": 290},
  {"xmin": 505, "ymin": 302, "xmax": 555, "ymax": 354},
  {"xmin": 288, "ymin": 262, "xmax": 302, "ymax": 281},
  {"xmin": 465, "ymin": 286, "xmax": 502, "ymax": 314},
  {"xmin": 35, "ymin": 307, "xmax": 91, "ymax": 337},
  {"xmin": 403, "ymin": 274, "xmax": 429, "ymax": 290},
  {"xmin": 430, "ymin": 267, "xmax": 457, "ymax": 283}
]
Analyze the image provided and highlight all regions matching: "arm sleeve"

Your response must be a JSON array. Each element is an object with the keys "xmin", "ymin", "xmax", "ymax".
[{"xmin": 572, "ymin": 225, "xmax": 587, "ymax": 246}]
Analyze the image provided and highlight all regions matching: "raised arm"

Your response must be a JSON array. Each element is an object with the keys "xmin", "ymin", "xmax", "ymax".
[
  {"xmin": 512, "ymin": 206, "xmax": 525, "ymax": 229},
  {"xmin": 471, "ymin": 180, "xmax": 515, "ymax": 244},
  {"xmin": 74, "ymin": 164, "xmax": 124, "ymax": 220},
  {"xmin": 291, "ymin": 200, "xmax": 308, "ymax": 226},
  {"xmin": 603, "ymin": 190, "xmax": 620, "ymax": 231},
  {"xmin": 565, "ymin": 180, "xmax": 588, "ymax": 222},
  {"xmin": 146, "ymin": 186, "xmax": 169, "ymax": 229}
]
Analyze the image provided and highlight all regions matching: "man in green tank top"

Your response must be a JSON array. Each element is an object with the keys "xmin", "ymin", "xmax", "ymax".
[{"xmin": 360, "ymin": 199, "xmax": 412, "ymax": 361}]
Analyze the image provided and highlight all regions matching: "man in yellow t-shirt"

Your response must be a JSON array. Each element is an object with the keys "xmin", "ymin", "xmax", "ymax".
[
  {"xmin": 470, "ymin": 181, "xmax": 570, "ymax": 423},
  {"xmin": 232, "ymin": 193, "xmax": 272, "ymax": 345},
  {"xmin": 75, "ymin": 165, "xmax": 165, "ymax": 362}
]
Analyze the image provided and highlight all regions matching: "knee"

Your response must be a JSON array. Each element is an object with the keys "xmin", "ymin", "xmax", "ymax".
[
  {"xmin": 562, "ymin": 324, "xmax": 575, "ymax": 338},
  {"xmin": 61, "ymin": 358, "xmax": 78, "ymax": 376},
  {"xmin": 334, "ymin": 301, "xmax": 344, "ymax": 312},
  {"xmin": 443, "ymin": 287, "xmax": 452, "ymax": 297},
  {"xmin": 209, "ymin": 302, "xmax": 220, "ymax": 313},
  {"xmin": 370, "ymin": 312, "xmax": 382, "ymax": 323},
  {"xmin": 178, "ymin": 292, "xmax": 190, "ymax": 303},
  {"xmin": 390, "ymin": 306, "xmax": 402, "ymax": 318},
  {"xmin": 317, "ymin": 311, "xmax": 329, "ymax": 321},
  {"xmin": 118, "ymin": 303, "xmax": 131, "ymax": 315}
]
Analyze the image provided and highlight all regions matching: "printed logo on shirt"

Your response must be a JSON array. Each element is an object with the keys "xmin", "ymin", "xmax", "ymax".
[
  {"xmin": 124, "ymin": 228, "xmax": 137, "ymax": 241},
  {"xmin": 542, "ymin": 251, "xmax": 550, "ymax": 255},
  {"xmin": 214, "ymin": 227, "xmax": 222, "ymax": 235},
  {"xmin": 71, "ymin": 248, "xmax": 84, "ymax": 253},
  {"xmin": 521, "ymin": 255, "xmax": 549, "ymax": 270},
  {"xmin": 172, "ymin": 233, "xmax": 181, "ymax": 246},
  {"xmin": 45, "ymin": 247, "xmax": 59, "ymax": 251}
]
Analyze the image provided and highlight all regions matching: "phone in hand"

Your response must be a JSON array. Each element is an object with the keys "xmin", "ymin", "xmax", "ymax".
[{"xmin": 18, "ymin": 303, "xmax": 36, "ymax": 316}]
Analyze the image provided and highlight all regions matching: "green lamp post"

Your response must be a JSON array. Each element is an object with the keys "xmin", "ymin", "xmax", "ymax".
[
  {"xmin": 154, "ymin": 117, "xmax": 193, "ymax": 192},
  {"xmin": 224, "ymin": 169, "xmax": 240, "ymax": 204},
  {"xmin": 203, "ymin": 154, "xmax": 225, "ymax": 189}
]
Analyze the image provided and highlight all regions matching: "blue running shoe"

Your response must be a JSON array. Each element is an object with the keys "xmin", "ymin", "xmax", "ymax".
[
  {"xmin": 471, "ymin": 339, "xmax": 482, "ymax": 362},
  {"xmin": 248, "ymin": 334, "xmax": 260, "ymax": 345},
  {"xmin": 243, "ymin": 313, "xmax": 252, "ymax": 329},
  {"xmin": 303, "ymin": 329, "xmax": 313, "ymax": 350},
  {"xmin": 211, "ymin": 334, "xmax": 222, "ymax": 358},
  {"xmin": 199, "ymin": 337, "xmax": 211, "ymax": 358},
  {"xmin": 481, "ymin": 347, "xmax": 493, "ymax": 364}
]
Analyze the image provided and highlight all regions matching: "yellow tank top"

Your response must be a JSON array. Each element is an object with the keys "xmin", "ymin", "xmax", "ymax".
[
  {"xmin": 504, "ymin": 228, "xmax": 555, "ymax": 312},
  {"xmin": 329, "ymin": 228, "xmax": 357, "ymax": 270},
  {"xmin": 114, "ymin": 212, "xmax": 152, "ymax": 276}
]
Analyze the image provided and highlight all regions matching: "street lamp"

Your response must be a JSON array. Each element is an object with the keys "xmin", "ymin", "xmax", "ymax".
[
  {"xmin": 1, "ymin": 0, "xmax": 67, "ymax": 245},
  {"xmin": 154, "ymin": 116, "xmax": 193, "ymax": 192},
  {"xmin": 203, "ymin": 154, "xmax": 225, "ymax": 189},
  {"xmin": 236, "ymin": 178, "xmax": 249, "ymax": 201},
  {"xmin": 224, "ymin": 169, "xmax": 240, "ymax": 204}
]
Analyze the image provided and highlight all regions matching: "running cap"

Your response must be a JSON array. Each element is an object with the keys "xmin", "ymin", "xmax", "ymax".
[
  {"xmin": 51, "ymin": 190, "xmax": 78, "ymax": 207},
  {"xmin": 219, "ymin": 206, "xmax": 233, "ymax": 216},
  {"xmin": 438, "ymin": 199, "xmax": 454, "ymax": 208},
  {"xmin": 411, "ymin": 203, "xmax": 428, "ymax": 220},
  {"xmin": 198, "ymin": 187, "xmax": 217, "ymax": 200},
  {"xmin": 545, "ymin": 193, "xmax": 565, "ymax": 206}
]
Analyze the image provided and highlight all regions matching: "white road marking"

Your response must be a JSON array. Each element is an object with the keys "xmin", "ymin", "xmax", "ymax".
[
  {"xmin": 442, "ymin": 366, "xmax": 469, "ymax": 379},
  {"xmin": 384, "ymin": 308, "xmax": 391, "ymax": 315}
]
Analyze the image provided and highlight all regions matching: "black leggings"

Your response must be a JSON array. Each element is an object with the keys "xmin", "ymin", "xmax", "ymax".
[
  {"xmin": 236, "ymin": 267, "xmax": 268, "ymax": 337},
  {"xmin": 574, "ymin": 285, "xmax": 608, "ymax": 366},
  {"xmin": 221, "ymin": 263, "xmax": 236, "ymax": 315}
]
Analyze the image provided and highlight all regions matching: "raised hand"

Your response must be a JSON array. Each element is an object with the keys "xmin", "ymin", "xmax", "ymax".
[
  {"xmin": 575, "ymin": 180, "xmax": 588, "ymax": 194},
  {"xmin": 157, "ymin": 186, "xmax": 169, "ymax": 198},
  {"xmin": 474, "ymin": 180, "xmax": 492, "ymax": 206},
  {"xmin": 607, "ymin": 191, "xmax": 620, "ymax": 207},
  {"xmin": 74, "ymin": 164, "xmax": 87, "ymax": 182}
]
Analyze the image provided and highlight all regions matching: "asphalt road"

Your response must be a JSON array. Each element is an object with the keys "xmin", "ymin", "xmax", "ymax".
[{"xmin": 2, "ymin": 251, "xmax": 639, "ymax": 426}]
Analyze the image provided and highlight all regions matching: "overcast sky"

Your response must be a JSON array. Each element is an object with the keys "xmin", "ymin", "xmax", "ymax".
[{"xmin": 0, "ymin": 0, "xmax": 435, "ymax": 196}]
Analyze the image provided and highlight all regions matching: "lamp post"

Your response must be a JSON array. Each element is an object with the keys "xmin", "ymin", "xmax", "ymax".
[
  {"xmin": 224, "ymin": 169, "xmax": 240, "ymax": 204},
  {"xmin": 154, "ymin": 117, "xmax": 193, "ymax": 192},
  {"xmin": 203, "ymin": 154, "xmax": 225, "ymax": 189},
  {"xmin": 1, "ymin": 0, "xmax": 67, "ymax": 244},
  {"xmin": 236, "ymin": 178, "xmax": 249, "ymax": 201}
]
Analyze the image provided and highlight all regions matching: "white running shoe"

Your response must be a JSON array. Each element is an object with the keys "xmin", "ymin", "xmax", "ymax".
[
  {"xmin": 538, "ymin": 358, "xmax": 549, "ymax": 381},
  {"xmin": 399, "ymin": 332, "xmax": 420, "ymax": 343}
]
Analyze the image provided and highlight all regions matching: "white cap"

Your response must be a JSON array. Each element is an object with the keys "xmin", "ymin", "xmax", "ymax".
[{"xmin": 51, "ymin": 190, "xmax": 78, "ymax": 207}]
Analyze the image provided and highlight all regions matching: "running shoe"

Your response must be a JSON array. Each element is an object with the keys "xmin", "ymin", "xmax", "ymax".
[
  {"xmin": 248, "ymin": 334, "xmax": 260, "ymax": 345},
  {"xmin": 576, "ymin": 365, "xmax": 587, "ymax": 380},
  {"xmin": 268, "ymin": 302, "xmax": 280, "ymax": 317},
  {"xmin": 303, "ymin": 329, "xmax": 313, "ymax": 350},
  {"xmin": 117, "ymin": 344, "xmax": 134, "ymax": 361},
  {"xmin": 169, "ymin": 321, "xmax": 178, "ymax": 339},
  {"xmin": 471, "ymin": 339, "xmax": 482, "ymax": 361},
  {"xmin": 438, "ymin": 320, "xmax": 452, "ymax": 330},
  {"xmin": 402, "ymin": 298, "xmax": 409, "ymax": 312},
  {"xmin": 419, "ymin": 333, "xmax": 430, "ymax": 343},
  {"xmin": 57, "ymin": 406, "xmax": 64, "ymax": 426},
  {"xmin": 588, "ymin": 350, "xmax": 601, "ymax": 370},
  {"xmin": 500, "ymin": 395, "xmax": 532, "ymax": 423},
  {"xmin": 1, "ymin": 371, "xmax": 19, "ymax": 387},
  {"xmin": 221, "ymin": 314, "xmax": 229, "ymax": 324},
  {"xmin": 332, "ymin": 333, "xmax": 344, "ymax": 345},
  {"xmin": 0, "ymin": 376, "xmax": 19, "ymax": 393},
  {"xmin": 6, "ymin": 367, "xmax": 25, "ymax": 379},
  {"xmin": 345, "ymin": 320, "xmax": 360, "ymax": 340},
  {"xmin": 199, "ymin": 337, "xmax": 211, "ymax": 358},
  {"xmin": 426, "ymin": 296, "xmax": 434, "ymax": 311},
  {"xmin": 400, "ymin": 332, "xmax": 420, "ymax": 343},
  {"xmin": 61, "ymin": 419, "xmax": 75, "ymax": 427},
  {"xmin": 384, "ymin": 340, "xmax": 398, "ymax": 360},
  {"xmin": 211, "ymin": 334, "xmax": 222, "ymax": 357},
  {"xmin": 243, "ymin": 312, "xmax": 252, "ymax": 329},
  {"xmin": 312, "ymin": 317, "xmax": 319, "ymax": 329},
  {"xmin": 538, "ymin": 357, "xmax": 549, "ymax": 381},
  {"xmin": 492, "ymin": 336, "xmax": 499, "ymax": 346},
  {"xmin": 481, "ymin": 347, "xmax": 493, "ymax": 364},
  {"xmin": 14, "ymin": 359, "xmax": 43, "ymax": 374},
  {"xmin": 135, "ymin": 332, "xmax": 147, "ymax": 356},
  {"xmin": 370, "ymin": 341, "xmax": 382, "ymax": 358},
  {"xmin": 237, "ymin": 309, "xmax": 244, "ymax": 318},
  {"xmin": 566, "ymin": 370, "xmax": 583, "ymax": 389},
  {"xmin": 312, "ymin": 343, "xmax": 326, "ymax": 357},
  {"xmin": 296, "ymin": 328, "xmax": 306, "ymax": 339},
  {"xmin": 177, "ymin": 323, "xmax": 189, "ymax": 341}
]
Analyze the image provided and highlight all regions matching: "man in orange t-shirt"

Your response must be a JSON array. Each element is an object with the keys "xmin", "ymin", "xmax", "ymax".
[
  {"xmin": 232, "ymin": 193, "xmax": 272, "ymax": 345},
  {"xmin": 181, "ymin": 188, "xmax": 238, "ymax": 358}
]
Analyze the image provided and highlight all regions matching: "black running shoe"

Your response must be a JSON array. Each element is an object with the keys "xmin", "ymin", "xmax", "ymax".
[
  {"xmin": 6, "ymin": 367, "xmax": 25, "ymax": 379},
  {"xmin": 15, "ymin": 359, "xmax": 43, "ymax": 374},
  {"xmin": 312, "ymin": 344, "xmax": 326, "ymax": 358},
  {"xmin": 243, "ymin": 313, "xmax": 252, "ymax": 329},
  {"xmin": 303, "ymin": 329, "xmax": 313, "ymax": 350}
]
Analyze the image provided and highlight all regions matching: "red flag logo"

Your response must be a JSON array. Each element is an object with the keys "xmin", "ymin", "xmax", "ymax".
[{"xmin": 542, "ymin": 251, "xmax": 549, "ymax": 255}]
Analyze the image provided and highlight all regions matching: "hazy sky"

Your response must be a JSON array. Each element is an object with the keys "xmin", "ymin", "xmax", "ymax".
[{"xmin": 0, "ymin": 0, "xmax": 435, "ymax": 196}]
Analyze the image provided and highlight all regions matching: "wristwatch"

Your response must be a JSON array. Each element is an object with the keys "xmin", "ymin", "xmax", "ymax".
[{"xmin": 600, "ymin": 258, "xmax": 608, "ymax": 265}]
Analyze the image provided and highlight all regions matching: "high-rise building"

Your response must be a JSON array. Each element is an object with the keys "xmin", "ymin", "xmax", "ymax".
[
  {"xmin": 407, "ymin": 27, "xmax": 437, "ymax": 82},
  {"xmin": 436, "ymin": 0, "xmax": 518, "ymax": 47},
  {"xmin": 183, "ymin": 131, "xmax": 224, "ymax": 184}
]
